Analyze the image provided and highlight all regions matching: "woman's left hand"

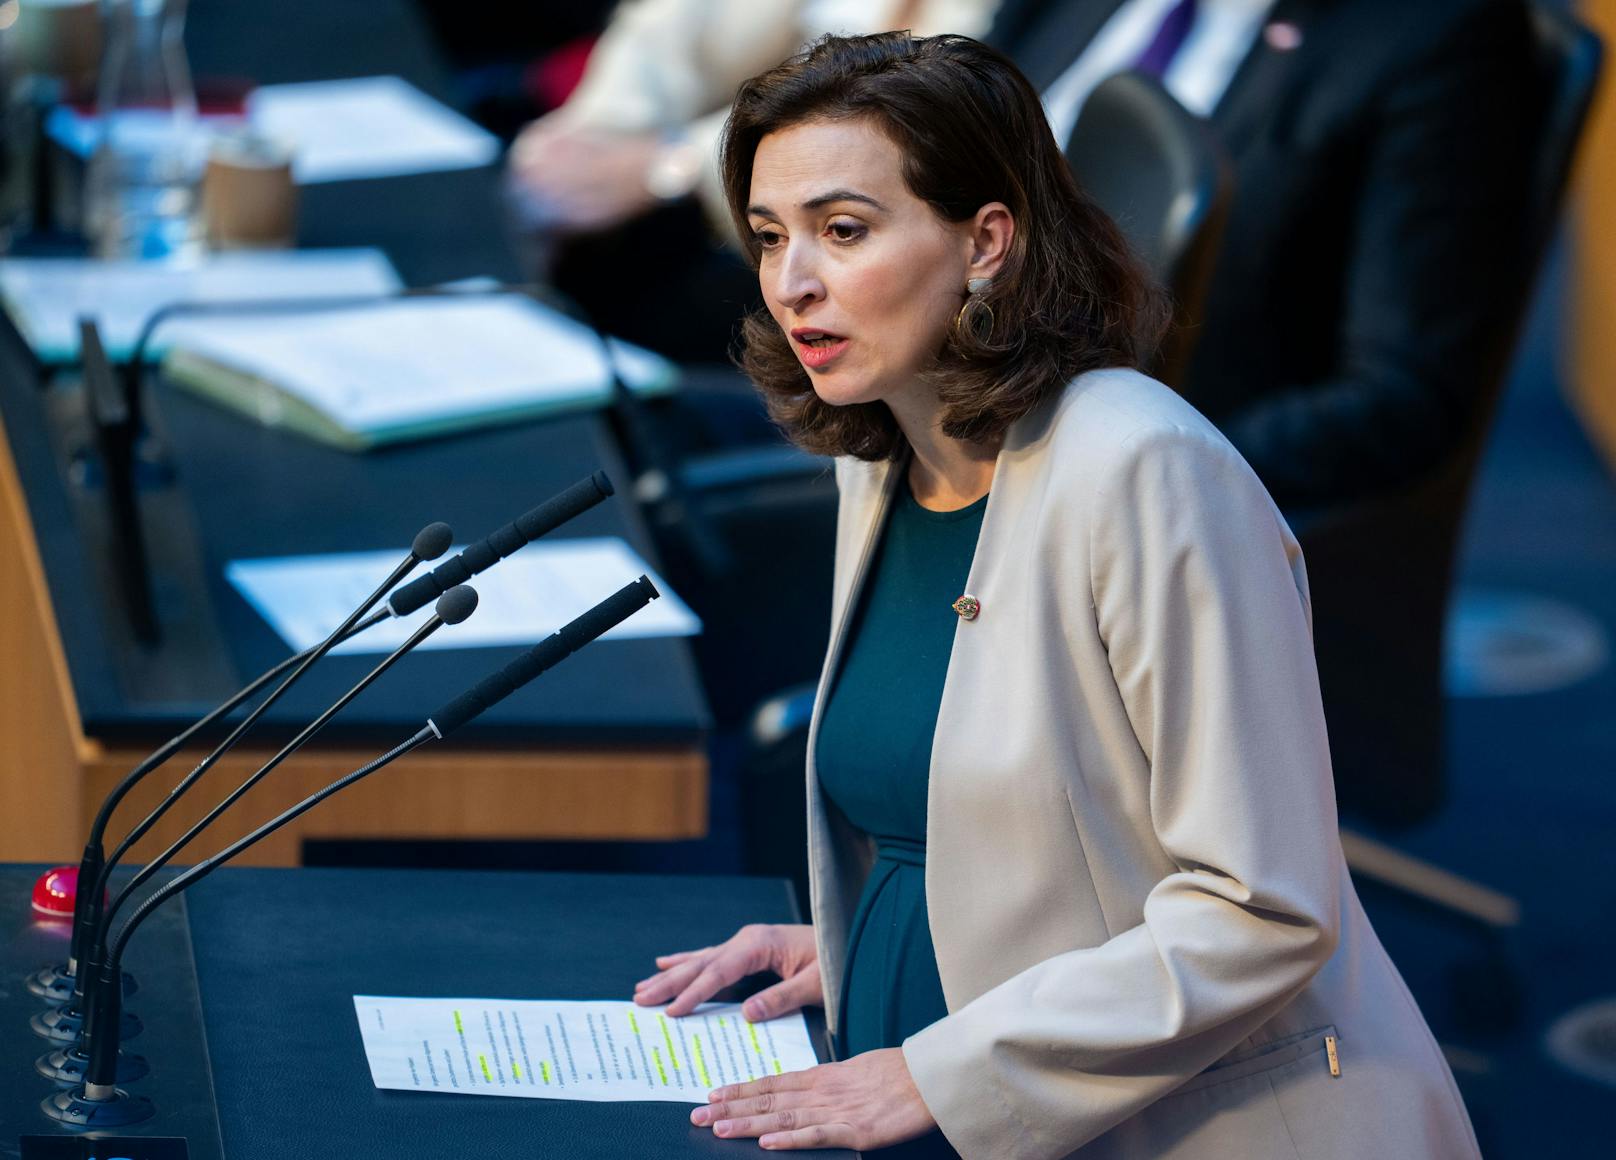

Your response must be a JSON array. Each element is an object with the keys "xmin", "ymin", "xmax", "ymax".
[{"xmin": 689, "ymin": 1047, "xmax": 938, "ymax": 1151}]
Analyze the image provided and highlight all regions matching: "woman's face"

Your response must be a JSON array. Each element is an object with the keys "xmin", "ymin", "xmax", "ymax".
[{"xmin": 746, "ymin": 117, "xmax": 1003, "ymax": 411}]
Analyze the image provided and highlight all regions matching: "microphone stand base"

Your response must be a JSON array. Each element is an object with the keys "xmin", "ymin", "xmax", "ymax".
[
  {"xmin": 27, "ymin": 963, "xmax": 138, "ymax": 1006},
  {"xmin": 36, "ymin": 1044, "xmax": 150, "ymax": 1087},
  {"xmin": 29, "ymin": 1005, "xmax": 143, "ymax": 1043},
  {"xmin": 41, "ymin": 1085, "xmax": 155, "ymax": 1127}
]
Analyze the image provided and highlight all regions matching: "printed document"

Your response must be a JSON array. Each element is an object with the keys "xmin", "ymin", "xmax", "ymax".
[
  {"xmin": 46, "ymin": 76, "xmax": 500, "ymax": 183},
  {"xmin": 0, "ymin": 248, "xmax": 401, "ymax": 363},
  {"xmin": 352, "ymin": 996, "xmax": 821, "ymax": 1103},
  {"xmin": 160, "ymin": 295, "xmax": 675, "ymax": 448},
  {"xmin": 225, "ymin": 537, "xmax": 700, "ymax": 654}
]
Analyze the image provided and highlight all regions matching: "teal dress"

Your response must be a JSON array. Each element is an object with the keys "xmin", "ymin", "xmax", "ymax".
[{"xmin": 816, "ymin": 480, "xmax": 986, "ymax": 1160}]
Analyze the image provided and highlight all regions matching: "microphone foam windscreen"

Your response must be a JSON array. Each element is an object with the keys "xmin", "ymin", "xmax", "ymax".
[
  {"xmin": 435, "ymin": 585, "xmax": 479, "ymax": 625},
  {"xmin": 412, "ymin": 522, "xmax": 454, "ymax": 560},
  {"xmin": 389, "ymin": 474, "xmax": 615, "ymax": 618}
]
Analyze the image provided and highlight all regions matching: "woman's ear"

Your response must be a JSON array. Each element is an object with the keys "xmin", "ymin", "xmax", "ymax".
[{"xmin": 966, "ymin": 202, "xmax": 1015, "ymax": 281}]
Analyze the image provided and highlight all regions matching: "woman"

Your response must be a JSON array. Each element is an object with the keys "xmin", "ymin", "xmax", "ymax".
[{"xmin": 633, "ymin": 33, "xmax": 1480, "ymax": 1159}]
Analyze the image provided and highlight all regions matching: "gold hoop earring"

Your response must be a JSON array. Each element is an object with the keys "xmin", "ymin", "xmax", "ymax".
[{"xmin": 953, "ymin": 292, "xmax": 995, "ymax": 342}]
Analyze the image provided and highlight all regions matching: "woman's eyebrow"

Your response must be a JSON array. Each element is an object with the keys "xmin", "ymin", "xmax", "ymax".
[
  {"xmin": 803, "ymin": 189, "xmax": 890, "ymax": 212},
  {"xmin": 746, "ymin": 189, "xmax": 890, "ymax": 217}
]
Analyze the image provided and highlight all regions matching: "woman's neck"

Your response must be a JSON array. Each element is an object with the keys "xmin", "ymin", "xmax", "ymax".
[{"xmin": 890, "ymin": 394, "xmax": 999, "ymax": 512}]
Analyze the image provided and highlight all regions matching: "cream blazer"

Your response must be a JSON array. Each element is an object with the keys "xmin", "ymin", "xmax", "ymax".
[{"xmin": 805, "ymin": 369, "xmax": 1480, "ymax": 1158}]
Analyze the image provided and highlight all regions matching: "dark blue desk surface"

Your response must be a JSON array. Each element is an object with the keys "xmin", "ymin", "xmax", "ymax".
[
  {"xmin": 0, "ymin": 0, "xmax": 709, "ymax": 747},
  {"xmin": 184, "ymin": 867, "xmax": 851, "ymax": 1159}
]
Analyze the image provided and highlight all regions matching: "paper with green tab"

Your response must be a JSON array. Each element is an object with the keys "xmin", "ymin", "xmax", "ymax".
[{"xmin": 352, "ymin": 996, "xmax": 819, "ymax": 1103}]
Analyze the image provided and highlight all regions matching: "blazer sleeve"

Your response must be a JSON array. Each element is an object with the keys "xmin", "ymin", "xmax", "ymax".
[
  {"xmin": 903, "ymin": 427, "xmax": 1342, "ymax": 1157},
  {"xmin": 1217, "ymin": 0, "xmax": 1532, "ymax": 508}
]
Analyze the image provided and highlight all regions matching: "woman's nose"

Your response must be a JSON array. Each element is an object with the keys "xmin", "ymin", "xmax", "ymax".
[{"xmin": 771, "ymin": 244, "xmax": 825, "ymax": 312}]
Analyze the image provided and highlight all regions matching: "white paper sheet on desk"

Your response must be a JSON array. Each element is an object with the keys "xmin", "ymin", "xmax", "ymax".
[
  {"xmin": 245, "ymin": 76, "xmax": 501, "ymax": 183},
  {"xmin": 0, "ymin": 248, "xmax": 401, "ymax": 363},
  {"xmin": 352, "ymin": 996, "xmax": 819, "ymax": 1103},
  {"xmin": 161, "ymin": 295, "xmax": 675, "ymax": 440},
  {"xmin": 46, "ymin": 76, "xmax": 500, "ymax": 183},
  {"xmin": 225, "ymin": 537, "xmax": 700, "ymax": 654}
]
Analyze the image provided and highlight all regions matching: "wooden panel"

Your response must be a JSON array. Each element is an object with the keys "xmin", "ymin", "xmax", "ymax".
[
  {"xmin": 0, "ymin": 411, "xmax": 91, "ymax": 864},
  {"xmin": 1570, "ymin": 1, "xmax": 1616, "ymax": 473},
  {"xmin": 84, "ymin": 744, "xmax": 709, "ymax": 868}
]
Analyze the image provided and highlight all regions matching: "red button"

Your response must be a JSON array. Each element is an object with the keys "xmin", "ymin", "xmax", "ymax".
[{"xmin": 31, "ymin": 865, "xmax": 98, "ymax": 918}]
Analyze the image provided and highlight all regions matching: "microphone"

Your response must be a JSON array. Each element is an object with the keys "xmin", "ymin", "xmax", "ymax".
[
  {"xmin": 91, "ymin": 518, "xmax": 454, "ymax": 887},
  {"xmin": 28, "ymin": 608, "xmax": 394, "ymax": 1005},
  {"xmin": 45, "ymin": 577, "xmax": 658, "ymax": 1127},
  {"xmin": 32, "ymin": 522, "xmax": 452, "ymax": 1013},
  {"xmin": 34, "ymin": 587, "xmax": 479, "ymax": 1087},
  {"xmin": 387, "ymin": 472, "xmax": 614, "ymax": 617},
  {"xmin": 103, "ymin": 586, "xmax": 479, "ymax": 936},
  {"xmin": 427, "ymin": 575, "xmax": 658, "ymax": 739}
]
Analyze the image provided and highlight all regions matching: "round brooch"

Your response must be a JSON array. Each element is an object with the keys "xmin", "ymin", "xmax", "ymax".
[{"xmin": 952, "ymin": 594, "xmax": 981, "ymax": 621}]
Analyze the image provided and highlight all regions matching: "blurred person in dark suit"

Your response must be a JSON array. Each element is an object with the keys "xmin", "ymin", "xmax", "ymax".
[
  {"xmin": 995, "ymin": 0, "xmax": 1541, "ymax": 828},
  {"xmin": 992, "ymin": 0, "xmax": 1534, "ymax": 511},
  {"xmin": 506, "ymin": 0, "xmax": 1001, "ymax": 360}
]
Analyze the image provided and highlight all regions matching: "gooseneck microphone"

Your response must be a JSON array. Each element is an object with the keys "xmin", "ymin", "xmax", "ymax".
[
  {"xmin": 93, "ymin": 520, "xmax": 453, "ymax": 884},
  {"xmin": 104, "ymin": 586, "xmax": 481, "ymax": 945},
  {"xmin": 387, "ymin": 472, "xmax": 614, "ymax": 616},
  {"xmin": 33, "ymin": 587, "xmax": 480, "ymax": 1088},
  {"xmin": 28, "ymin": 608, "xmax": 395, "ymax": 1006},
  {"xmin": 40, "ymin": 469, "xmax": 612, "ymax": 1006},
  {"xmin": 35, "ymin": 522, "xmax": 451, "ymax": 1015},
  {"xmin": 46, "ymin": 576, "xmax": 658, "ymax": 1127}
]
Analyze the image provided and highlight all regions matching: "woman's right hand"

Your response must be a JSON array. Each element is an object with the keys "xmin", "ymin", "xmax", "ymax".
[{"xmin": 635, "ymin": 924, "xmax": 822, "ymax": 1021}]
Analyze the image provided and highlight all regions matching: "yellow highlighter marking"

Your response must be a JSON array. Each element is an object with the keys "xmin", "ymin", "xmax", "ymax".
[
  {"xmin": 773, "ymin": 1059, "xmax": 783, "ymax": 1075},
  {"xmin": 478, "ymin": 1055, "xmax": 492, "ymax": 1082},
  {"xmin": 692, "ymin": 1035, "xmax": 713, "ymax": 1089},
  {"xmin": 513, "ymin": 1062, "xmax": 522, "ymax": 1080},
  {"xmin": 748, "ymin": 1022, "xmax": 763, "ymax": 1054},
  {"xmin": 541, "ymin": 1061, "xmax": 552, "ymax": 1084},
  {"xmin": 453, "ymin": 1010, "xmax": 464, "ymax": 1033},
  {"xmin": 628, "ymin": 1010, "xmax": 640, "ymax": 1035},
  {"xmin": 659, "ymin": 1015, "xmax": 680, "ymax": 1070}
]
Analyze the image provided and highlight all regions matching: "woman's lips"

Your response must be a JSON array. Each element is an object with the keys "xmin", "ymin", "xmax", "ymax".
[{"xmin": 792, "ymin": 331, "xmax": 850, "ymax": 370}]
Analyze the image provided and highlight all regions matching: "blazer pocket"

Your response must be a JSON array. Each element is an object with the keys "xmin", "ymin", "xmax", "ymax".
[{"xmin": 1166, "ymin": 1025, "xmax": 1338, "ymax": 1098}]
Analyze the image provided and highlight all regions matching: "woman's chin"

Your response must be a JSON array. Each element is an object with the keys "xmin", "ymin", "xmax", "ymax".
[{"xmin": 806, "ymin": 371, "xmax": 884, "ymax": 409}]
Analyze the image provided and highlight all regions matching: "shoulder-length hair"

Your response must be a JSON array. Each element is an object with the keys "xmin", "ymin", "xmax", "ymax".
[{"xmin": 720, "ymin": 32, "xmax": 1167, "ymax": 461}]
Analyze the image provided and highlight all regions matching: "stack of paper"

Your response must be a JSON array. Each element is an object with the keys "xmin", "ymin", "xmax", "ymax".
[
  {"xmin": 245, "ymin": 76, "xmax": 502, "ymax": 183},
  {"xmin": 0, "ymin": 248, "xmax": 402, "ymax": 363},
  {"xmin": 162, "ymin": 295, "xmax": 677, "ymax": 450},
  {"xmin": 45, "ymin": 76, "xmax": 502, "ymax": 184}
]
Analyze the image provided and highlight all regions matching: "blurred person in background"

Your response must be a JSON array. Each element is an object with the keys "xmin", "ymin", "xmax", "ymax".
[
  {"xmin": 990, "ymin": 0, "xmax": 1535, "ymax": 512},
  {"xmin": 506, "ymin": 0, "xmax": 1001, "ymax": 360},
  {"xmin": 992, "ymin": 0, "xmax": 1539, "ymax": 828}
]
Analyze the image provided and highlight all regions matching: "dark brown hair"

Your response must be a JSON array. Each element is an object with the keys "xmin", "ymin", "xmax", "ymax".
[{"xmin": 720, "ymin": 32, "xmax": 1166, "ymax": 460}]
